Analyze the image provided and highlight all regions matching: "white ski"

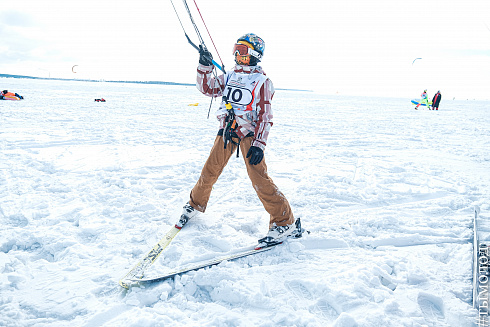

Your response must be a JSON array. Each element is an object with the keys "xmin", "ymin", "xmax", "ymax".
[
  {"xmin": 128, "ymin": 243, "xmax": 281, "ymax": 285},
  {"xmin": 119, "ymin": 225, "xmax": 181, "ymax": 288}
]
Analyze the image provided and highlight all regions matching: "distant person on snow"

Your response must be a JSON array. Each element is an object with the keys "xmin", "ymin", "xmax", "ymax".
[
  {"xmin": 431, "ymin": 91, "xmax": 441, "ymax": 110},
  {"xmin": 415, "ymin": 89, "xmax": 429, "ymax": 110},
  {"xmin": 175, "ymin": 33, "xmax": 301, "ymax": 247},
  {"xmin": 1, "ymin": 90, "xmax": 23, "ymax": 99}
]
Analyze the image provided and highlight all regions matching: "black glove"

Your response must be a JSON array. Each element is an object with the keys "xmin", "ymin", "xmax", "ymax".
[
  {"xmin": 246, "ymin": 146, "xmax": 264, "ymax": 165},
  {"xmin": 199, "ymin": 45, "xmax": 213, "ymax": 66}
]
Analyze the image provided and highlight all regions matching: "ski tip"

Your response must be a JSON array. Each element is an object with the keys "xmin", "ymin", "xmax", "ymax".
[{"xmin": 119, "ymin": 280, "xmax": 130, "ymax": 289}]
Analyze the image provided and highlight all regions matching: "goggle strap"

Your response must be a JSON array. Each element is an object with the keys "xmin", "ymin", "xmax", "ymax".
[{"xmin": 248, "ymin": 49, "xmax": 262, "ymax": 60}]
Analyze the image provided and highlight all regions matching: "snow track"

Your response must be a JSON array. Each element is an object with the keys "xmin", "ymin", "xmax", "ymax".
[{"xmin": 1, "ymin": 78, "xmax": 489, "ymax": 326}]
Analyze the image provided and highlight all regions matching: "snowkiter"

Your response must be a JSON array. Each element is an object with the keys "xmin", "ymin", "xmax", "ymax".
[
  {"xmin": 176, "ymin": 33, "xmax": 299, "ymax": 246},
  {"xmin": 432, "ymin": 91, "xmax": 441, "ymax": 110},
  {"xmin": 1, "ymin": 90, "xmax": 23, "ymax": 100},
  {"xmin": 415, "ymin": 89, "xmax": 429, "ymax": 110}
]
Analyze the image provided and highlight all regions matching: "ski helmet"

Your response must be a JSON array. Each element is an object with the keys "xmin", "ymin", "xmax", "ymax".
[{"xmin": 234, "ymin": 33, "xmax": 265, "ymax": 66}]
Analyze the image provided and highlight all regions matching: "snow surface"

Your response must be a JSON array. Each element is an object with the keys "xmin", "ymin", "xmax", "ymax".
[{"xmin": 1, "ymin": 77, "xmax": 489, "ymax": 327}]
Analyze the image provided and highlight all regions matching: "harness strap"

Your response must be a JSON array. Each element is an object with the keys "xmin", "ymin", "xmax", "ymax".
[{"xmin": 218, "ymin": 129, "xmax": 254, "ymax": 158}]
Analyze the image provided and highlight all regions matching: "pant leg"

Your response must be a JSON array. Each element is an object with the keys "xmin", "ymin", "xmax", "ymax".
[
  {"xmin": 189, "ymin": 135, "xmax": 235, "ymax": 212},
  {"xmin": 239, "ymin": 137, "xmax": 295, "ymax": 228}
]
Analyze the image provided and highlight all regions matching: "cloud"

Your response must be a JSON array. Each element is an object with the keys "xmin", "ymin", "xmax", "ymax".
[
  {"xmin": 0, "ymin": 10, "xmax": 62, "ymax": 65},
  {"xmin": 0, "ymin": 10, "xmax": 36, "ymax": 27}
]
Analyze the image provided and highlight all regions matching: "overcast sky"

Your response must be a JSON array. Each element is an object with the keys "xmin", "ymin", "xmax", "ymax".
[{"xmin": 1, "ymin": 0, "xmax": 489, "ymax": 99}]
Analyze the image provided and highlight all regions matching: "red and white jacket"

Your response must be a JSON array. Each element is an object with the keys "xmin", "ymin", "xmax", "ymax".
[{"xmin": 196, "ymin": 64, "xmax": 274, "ymax": 151}]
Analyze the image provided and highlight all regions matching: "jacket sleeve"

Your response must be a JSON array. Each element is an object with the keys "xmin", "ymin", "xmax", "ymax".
[
  {"xmin": 252, "ymin": 78, "xmax": 274, "ymax": 151},
  {"xmin": 196, "ymin": 64, "xmax": 225, "ymax": 97}
]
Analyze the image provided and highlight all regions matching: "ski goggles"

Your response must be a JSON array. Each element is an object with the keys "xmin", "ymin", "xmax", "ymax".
[{"xmin": 233, "ymin": 43, "xmax": 262, "ymax": 60}]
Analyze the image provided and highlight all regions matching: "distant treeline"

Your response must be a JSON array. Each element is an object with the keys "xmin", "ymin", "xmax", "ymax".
[
  {"xmin": 0, "ymin": 74, "xmax": 194, "ymax": 86},
  {"xmin": 0, "ymin": 73, "xmax": 311, "ymax": 92}
]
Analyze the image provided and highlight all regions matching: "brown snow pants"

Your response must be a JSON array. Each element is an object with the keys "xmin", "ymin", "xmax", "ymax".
[{"xmin": 189, "ymin": 135, "xmax": 294, "ymax": 227}]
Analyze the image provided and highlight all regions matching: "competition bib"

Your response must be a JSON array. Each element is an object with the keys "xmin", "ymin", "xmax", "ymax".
[
  {"xmin": 223, "ymin": 86, "xmax": 253, "ymax": 107},
  {"xmin": 218, "ymin": 72, "xmax": 267, "ymax": 114}
]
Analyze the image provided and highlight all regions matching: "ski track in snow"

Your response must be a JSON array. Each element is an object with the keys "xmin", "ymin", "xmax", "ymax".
[{"xmin": 0, "ymin": 78, "xmax": 489, "ymax": 326}]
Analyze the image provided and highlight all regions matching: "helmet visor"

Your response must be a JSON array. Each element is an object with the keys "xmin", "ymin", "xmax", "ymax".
[
  {"xmin": 233, "ymin": 43, "xmax": 262, "ymax": 60},
  {"xmin": 233, "ymin": 43, "xmax": 250, "ymax": 56}
]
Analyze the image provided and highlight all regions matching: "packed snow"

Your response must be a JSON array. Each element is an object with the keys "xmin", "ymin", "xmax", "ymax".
[{"xmin": 1, "ymin": 77, "xmax": 489, "ymax": 327}]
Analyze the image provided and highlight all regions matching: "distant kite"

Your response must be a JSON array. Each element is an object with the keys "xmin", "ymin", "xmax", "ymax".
[
  {"xmin": 412, "ymin": 58, "xmax": 422, "ymax": 65},
  {"xmin": 72, "ymin": 65, "xmax": 78, "ymax": 73}
]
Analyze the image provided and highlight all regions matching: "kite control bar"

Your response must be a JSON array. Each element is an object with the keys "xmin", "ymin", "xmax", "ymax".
[{"xmin": 185, "ymin": 34, "xmax": 224, "ymax": 73}]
